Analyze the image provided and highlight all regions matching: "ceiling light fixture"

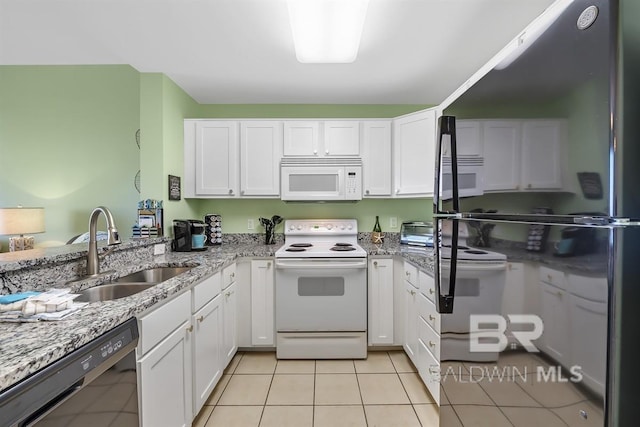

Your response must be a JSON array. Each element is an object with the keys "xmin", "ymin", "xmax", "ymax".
[{"xmin": 287, "ymin": 0, "xmax": 370, "ymax": 63}]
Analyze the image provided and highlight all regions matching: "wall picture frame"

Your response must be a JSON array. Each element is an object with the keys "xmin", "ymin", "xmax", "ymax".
[{"xmin": 168, "ymin": 175, "xmax": 181, "ymax": 201}]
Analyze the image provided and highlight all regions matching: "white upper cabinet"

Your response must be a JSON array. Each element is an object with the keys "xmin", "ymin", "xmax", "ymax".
[
  {"xmin": 482, "ymin": 121, "xmax": 522, "ymax": 191},
  {"xmin": 393, "ymin": 108, "xmax": 437, "ymax": 197},
  {"xmin": 362, "ymin": 121, "xmax": 392, "ymax": 197},
  {"xmin": 481, "ymin": 119, "xmax": 566, "ymax": 192},
  {"xmin": 240, "ymin": 121, "xmax": 282, "ymax": 197},
  {"xmin": 193, "ymin": 121, "xmax": 239, "ymax": 197},
  {"xmin": 454, "ymin": 120, "xmax": 482, "ymax": 156},
  {"xmin": 323, "ymin": 121, "xmax": 360, "ymax": 156},
  {"xmin": 283, "ymin": 120, "xmax": 360, "ymax": 157},
  {"xmin": 283, "ymin": 121, "xmax": 320, "ymax": 156},
  {"xmin": 521, "ymin": 120, "xmax": 565, "ymax": 190}
]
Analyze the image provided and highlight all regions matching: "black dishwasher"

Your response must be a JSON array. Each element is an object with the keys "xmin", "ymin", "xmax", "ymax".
[{"xmin": 0, "ymin": 318, "xmax": 139, "ymax": 427}]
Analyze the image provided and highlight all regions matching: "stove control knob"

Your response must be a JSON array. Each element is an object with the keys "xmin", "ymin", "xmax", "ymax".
[
  {"xmin": 297, "ymin": 225, "xmax": 303, "ymax": 230},
  {"xmin": 326, "ymin": 224, "xmax": 333, "ymax": 230},
  {"xmin": 340, "ymin": 225, "xmax": 346, "ymax": 230},
  {"xmin": 289, "ymin": 225, "xmax": 295, "ymax": 231},
  {"xmin": 347, "ymin": 224, "xmax": 353, "ymax": 230}
]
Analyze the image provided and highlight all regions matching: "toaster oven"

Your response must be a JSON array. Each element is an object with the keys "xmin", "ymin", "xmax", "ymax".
[{"xmin": 400, "ymin": 221, "xmax": 434, "ymax": 247}]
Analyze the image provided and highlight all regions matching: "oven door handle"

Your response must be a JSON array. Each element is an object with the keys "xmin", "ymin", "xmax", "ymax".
[
  {"xmin": 441, "ymin": 262, "xmax": 507, "ymax": 272},
  {"xmin": 275, "ymin": 259, "xmax": 368, "ymax": 269}
]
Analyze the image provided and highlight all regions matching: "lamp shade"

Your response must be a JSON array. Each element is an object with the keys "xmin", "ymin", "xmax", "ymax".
[{"xmin": 0, "ymin": 207, "xmax": 46, "ymax": 235}]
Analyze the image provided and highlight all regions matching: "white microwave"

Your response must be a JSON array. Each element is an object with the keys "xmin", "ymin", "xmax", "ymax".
[
  {"xmin": 440, "ymin": 156, "xmax": 484, "ymax": 199},
  {"xmin": 281, "ymin": 158, "xmax": 362, "ymax": 201}
]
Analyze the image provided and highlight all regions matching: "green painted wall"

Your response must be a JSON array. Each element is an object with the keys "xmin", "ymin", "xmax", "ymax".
[
  {"xmin": 195, "ymin": 104, "xmax": 429, "ymax": 119},
  {"xmin": 0, "ymin": 65, "xmax": 140, "ymax": 249}
]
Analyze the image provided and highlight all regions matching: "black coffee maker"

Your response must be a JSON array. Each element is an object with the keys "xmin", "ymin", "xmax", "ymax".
[{"xmin": 172, "ymin": 220, "xmax": 206, "ymax": 252}]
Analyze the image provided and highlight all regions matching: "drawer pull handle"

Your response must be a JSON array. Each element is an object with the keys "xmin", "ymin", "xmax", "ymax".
[
  {"xmin": 187, "ymin": 325, "xmax": 194, "ymax": 333},
  {"xmin": 429, "ymin": 341, "xmax": 436, "ymax": 347},
  {"xmin": 225, "ymin": 291, "xmax": 234, "ymax": 297},
  {"xmin": 405, "ymin": 271, "xmax": 410, "ymax": 276},
  {"xmin": 197, "ymin": 316, "xmax": 204, "ymax": 323},
  {"xmin": 429, "ymin": 288, "xmax": 434, "ymax": 294},
  {"xmin": 410, "ymin": 290, "xmax": 416, "ymax": 296},
  {"xmin": 429, "ymin": 315, "xmax": 436, "ymax": 321},
  {"xmin": 429, "ymin": 366, "xmax": 439, "ymax": 374},
  {"xmin": 373, "ymin": 261, "xmax": 378, "ymax": 267},
  {"xmin": 231, "ymin": 272, "xmax": 236, "ymax": 277}
]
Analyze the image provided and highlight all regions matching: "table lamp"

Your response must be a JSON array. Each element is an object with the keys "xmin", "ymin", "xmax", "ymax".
[{"xmin": 0, "ymin": 207, "xmax": 46, "ymax": 251}]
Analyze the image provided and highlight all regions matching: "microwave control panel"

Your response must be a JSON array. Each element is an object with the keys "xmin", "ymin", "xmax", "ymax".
[{"xmin": 344, "ymin": 166, "xmax": 362, "ymax": 200}]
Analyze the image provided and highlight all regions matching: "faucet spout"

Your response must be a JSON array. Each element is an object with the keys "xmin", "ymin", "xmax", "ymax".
[{"xmin": 86, "ymin": 206, "xmax": 121, "ymax": 277}]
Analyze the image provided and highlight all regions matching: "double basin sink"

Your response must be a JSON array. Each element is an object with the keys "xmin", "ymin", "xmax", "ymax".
[{"xmin": 75, "ymin": 266, "xmax": 192, "ymax": 302}]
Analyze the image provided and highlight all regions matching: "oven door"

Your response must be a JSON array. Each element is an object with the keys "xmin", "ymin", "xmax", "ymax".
[{"xmin": 275, "ymin": 258, "xmax": 367, "ymax": 331}]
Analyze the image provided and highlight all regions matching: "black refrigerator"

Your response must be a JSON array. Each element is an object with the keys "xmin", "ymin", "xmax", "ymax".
[{"xmin": 432, "ymin": 1, "xmax": 640, "ymax": 425}]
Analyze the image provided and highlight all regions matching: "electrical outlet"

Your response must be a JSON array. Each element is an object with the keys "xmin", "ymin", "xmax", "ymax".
[
  {"xmin": 390, "ymin": 217, "xmax": 398, "ymax": 229},
  {"xmin": 153, "ymin": 244, "xmax": 165, "ymax": 255},
  {"xmin": 247, "ymin": 219, "xmax": 254, "ymax": 230}
]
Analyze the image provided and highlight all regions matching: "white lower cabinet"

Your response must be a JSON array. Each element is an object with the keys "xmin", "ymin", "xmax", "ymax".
[
  {"xmin": 538, "ymin": 267, "xmax": 570, "ymax": 366},
  {"xmin": 137, "ymin": 264, "xmax": 238, "ymax": 427},
  {"xmin": 403, "ymin": 279, "xmax": 419, "ymax": 364},
  {"xmin": 222, "ymin": 281, "xmax": 238, "ymax": 364},
  {"xmin": 138, "ymin": 292, "xmax": 192, "ymax": 427},
  {"xmin": 368, "ymin": 258, "xmax": 394, "ymax": 345},
  {"xmin": 192, "ymin": 294, "xmax": 223, "ymax": 415},
  {"xmin": 251, "ymin": 259, "xmax": 275, "ymax": 346}
]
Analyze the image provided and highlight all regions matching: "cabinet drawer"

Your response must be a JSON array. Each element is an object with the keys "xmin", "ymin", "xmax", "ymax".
[
  {"xmin": 418, "ymin": 293, "xmax": 440, "ymax": 333},
  {"xmin": 404, "ymin": 262, "xmax": 418, "ymax": 288},
  {"xmin": 419, "ymin": 270, "xmax": 436, "ymax": 302},
  {"xmin": 223, "ymin": 263, "xmax": 236, "ymax": 289},
  {"xmin": 139, "ymin": 291, "xmax": 191, "ymax": 356},
  {"xmin": 418, "ymin": 314, "xmax": 440, "ymax": 360},
  {"xmin": 418, "ymin": 337, "xmax": 440, "ymax": 405},
  {"xmin": 193, "ymin": 272, "xmax": 222, "ymax": 312},
  {"xmin": 539, "ymin": 266, "xmax": 566, "ymax": 290},
  {"xmin": 567, "ymin": 274, "xmax": 607, "ymax": 302}
]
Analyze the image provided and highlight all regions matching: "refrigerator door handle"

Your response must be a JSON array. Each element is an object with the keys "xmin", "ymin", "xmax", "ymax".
[
  {"xmin": 434, "ymin": 218, "xmax": 458, "ymax": 314},
  {"xmin": 433, "ymin": 116, "xmax": 460, "ymax": 215}
]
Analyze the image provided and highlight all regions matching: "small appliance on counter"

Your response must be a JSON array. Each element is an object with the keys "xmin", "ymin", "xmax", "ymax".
[
  {"xmin": 172, "ymin": 219, "xmax": 207, "ymax": 252},
  {"xmin": 554, "ymin": 226, "xmax": 598, "ymax": 257},
  {"xmin": 400, "ymin": 221, "xmax": 434, "ymax": 247}
]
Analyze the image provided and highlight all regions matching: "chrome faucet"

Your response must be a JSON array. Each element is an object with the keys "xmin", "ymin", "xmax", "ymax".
[{"xmin": 86, "ymin": 206, "xmax": 121, "ymax": 277}]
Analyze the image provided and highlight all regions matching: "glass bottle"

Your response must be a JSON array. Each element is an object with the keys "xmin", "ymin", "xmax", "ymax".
[{"xmin": 372, "ymin": 216, "xmax": 384, "ymax": 244}]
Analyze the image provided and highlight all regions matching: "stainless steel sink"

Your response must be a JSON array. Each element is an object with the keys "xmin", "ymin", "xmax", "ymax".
[
  {"xmin": 75, "ymin": 266, "xmax": 193, "ymax": 302},
  {"xmin": 116, "ymin": 266, "xmax": 193, "ymax": 283},
  {"xmin": 75, "ymin": 283, "xmax": 156, "ymax": 302}
]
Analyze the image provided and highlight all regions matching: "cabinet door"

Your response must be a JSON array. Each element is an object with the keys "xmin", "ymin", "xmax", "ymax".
[
  {"xmin": 539, "ymin": 281, "xmax": 570, "ymax": 365},
  {"xmin": 195, "ymin": 121, "xmax": 239, "ymax": 196},
  {"xmin": 449, "ymin": 120, "xmax": 482, "ymax": 156},
  {"xmin": 240, "ymin": 121, "xmax": 282, "ymax": 197},
  {"xmin": 521, "ymin": 120, "xmax": 564, "ymax": 190},
  {"xmin": 251, "ymin": 260, "xmax": 275, "ymax": 346},
  {"xmin": 323, "ymin": 121, "xmax": 360, "ymax": 156},
  {"xmin": 482, "ymin": 121, "xmax": 521, "ymax": 191},
  {"xmin": 404, "ymin": 280, "xmax": 419, "ymax": 364},
  {"xmin": 368, "ymin": 258, "xmax": 394, "ymax": 345},
  {"xmin": 283, "ymin": 121, "xmax": 319, "ymax": 156},
  {"xmin": 362, "ymin": 121, "xmax": 392, "ymax": 197},
  {"xmin": 223, "ymin": 282, "xmax": 238, "ymax": 365},
  {"xmin": 192, "ymin": 294, "xmax": 223, "ymax": 416},
  {"xmin": 393, "ymin": 109, "xmax": 436, "ymax": 197},
  {"xmin": 138, "ymin": 323, "xmax": 192, "ymax": 427}
]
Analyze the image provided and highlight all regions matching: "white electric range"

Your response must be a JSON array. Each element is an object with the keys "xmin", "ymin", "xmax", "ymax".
[{"xmin": 274, "ymin": 219, "xmax": 368, "ymax": 359}]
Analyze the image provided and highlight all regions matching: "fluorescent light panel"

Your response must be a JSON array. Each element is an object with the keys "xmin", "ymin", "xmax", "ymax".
[{"xmin": 287, "ymin": 0, "xmax": 370, "ymax": 63}]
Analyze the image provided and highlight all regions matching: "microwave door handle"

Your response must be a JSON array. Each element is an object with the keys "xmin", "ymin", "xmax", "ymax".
[{"xmin": 434, "ymin": 218, "xmax": 458, "ymax": 314}]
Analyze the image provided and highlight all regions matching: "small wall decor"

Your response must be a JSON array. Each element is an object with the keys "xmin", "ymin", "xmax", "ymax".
[
  {"xmin": 577, "ymin": 172, "xmax": 603, "ymax": 200},
  {"xmin": 168, "ymin": 175, "xmax": 181, "ymax": 201}
]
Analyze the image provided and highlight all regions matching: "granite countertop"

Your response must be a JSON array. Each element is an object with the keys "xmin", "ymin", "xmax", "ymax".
[
  {"xmin": 0, "ymin": 242, "xmax": 280, "ymax": 393},
  {"xmin": 0, "ymin": 237, "xmax": 605, "ymax": 393}
]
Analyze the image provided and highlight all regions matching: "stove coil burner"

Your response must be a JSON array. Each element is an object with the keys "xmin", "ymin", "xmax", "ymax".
[
  {"xmin": 331, "ymin": 246, "xmax": 356, "ymax": 251},
  {"xmin": 285, "ymin": 247, "xmax": 307, "ymax": 252},
  {"xmin": 290, "ymin": 243, "xmax": 313, "ymax": 248},
  {"xmin": 465, "ymin": 249, "xmax": 488, "ymax": 255},
  {"xmin": 334, "ymin": 242, "xmax": 353, "ymax": 247}
]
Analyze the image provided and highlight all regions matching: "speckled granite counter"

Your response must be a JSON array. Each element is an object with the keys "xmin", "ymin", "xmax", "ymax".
[
  {"xmin": 0, "ymin": 240, "xmax": 280, "ymax": 393},
  {"xmin": 0, "ymin": 235, "xmax": 606, "ymax": 393}
]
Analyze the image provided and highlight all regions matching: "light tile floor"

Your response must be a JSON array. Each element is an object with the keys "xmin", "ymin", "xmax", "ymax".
[{"xmin": 192, "ymin": 350, "xmax": 604, "ymax": 427}]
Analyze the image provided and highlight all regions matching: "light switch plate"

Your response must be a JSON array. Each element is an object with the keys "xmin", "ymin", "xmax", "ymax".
[
  {"xmin": 390, "ymin": 217, "xmax": 398, "ymax": 229},
  {"xmin": 248, "ymin": 219, "xmax": 254, "ymax": 230}
]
